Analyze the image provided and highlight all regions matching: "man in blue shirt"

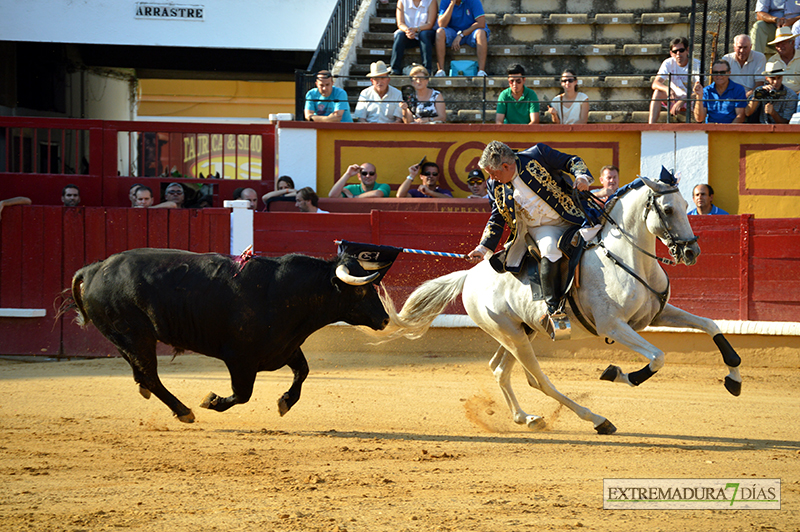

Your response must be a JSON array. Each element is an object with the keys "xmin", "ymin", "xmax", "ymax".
[
  {"xmin": 691, "ymin": 60, "xmax": 747, "ymax": 123},
  {"xmin": 434, "ymin": 0, "xmax": 490, "ymax": 77},
  {"xmin": 304, "ymin": 70, "xmax": 353, "ymax": 123},
  {"xmin": 687, "ymin": 184, "xmax": 730, "ymax": 215}
]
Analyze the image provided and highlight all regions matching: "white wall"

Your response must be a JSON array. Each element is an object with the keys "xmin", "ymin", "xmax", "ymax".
[
  {"xmin": 640, "ymin": 130, "xmax": 709, "ymax": 207},
  {"xmin": 0, "ymin": 0, "xmax": 337, "ymax": 51},
  {"xmin": 68, "ymin": 70, "xmax": 134, "ymax": 121},
  {"xmin": 276, "ymin": 127, "xmax": 318, "ymax": 190}
]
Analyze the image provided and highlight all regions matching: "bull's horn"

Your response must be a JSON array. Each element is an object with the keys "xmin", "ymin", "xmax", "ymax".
[
  {"xmin": 358, "ymin": 260, "xmax": 392, "ymax": 271},
  {"xmin": 335, "ymin": 264, "xmax": 380, "ymax": 286}
]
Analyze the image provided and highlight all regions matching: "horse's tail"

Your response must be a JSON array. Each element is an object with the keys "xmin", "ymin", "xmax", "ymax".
[{"xmin": 368, "ymin": 269, "xmax": 469, "ymax": 342}]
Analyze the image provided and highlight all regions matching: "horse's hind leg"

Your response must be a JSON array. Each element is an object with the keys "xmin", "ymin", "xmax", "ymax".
[
  {"xmin": 498, "ymin": 333, "xmax": 615, "ymax": 434},
  {"xmin": 650, "ymin": 304, "xmax": 742, "ymax": 396},
  {"xmin": 489, "ymin": 346, "xmax": 544, "ymax": 428}
]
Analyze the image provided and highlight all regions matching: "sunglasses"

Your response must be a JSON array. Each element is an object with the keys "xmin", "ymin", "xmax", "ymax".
[
  {"xmin": 360, "ymin": 171, "xmax": 376, "ymax": 176},
  {"xmin": 508, "ymin": 78, "xmax": 524, "ymax": 84},
  {"xmin": 468, "ymin": 179, "xmax": 484, "ymax": 184},
  {"xmin": 422, "ymin": 172, "xmax": 439, "ymax": 176},
  {"xmin": 561, "ymin": 78, "xmax": 576, "ymax": 83},
  {"xmin": 671, "ymin": 47, "xmax": 686, "ymax": 54},
  {"xmin": 712, "ymin": 70, "xmax": 729, "ymax": 75}
]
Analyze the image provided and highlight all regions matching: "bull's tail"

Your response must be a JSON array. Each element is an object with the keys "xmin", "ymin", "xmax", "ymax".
[
  {"xmin": 56, "ymin": 263, "xmax": 101, "ymax": 327},
  {"xmin": 370, "ymin": 270, "xmax": 469, "ymax": 342}
]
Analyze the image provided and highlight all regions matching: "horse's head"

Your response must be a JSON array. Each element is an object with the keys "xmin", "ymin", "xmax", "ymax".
[{"xmin": 640, "ymin": 175, "xmax": 701, "ymax": 265}]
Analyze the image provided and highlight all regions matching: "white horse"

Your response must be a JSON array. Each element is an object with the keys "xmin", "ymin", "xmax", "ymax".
[{"xmin": 376, "ymin": 174, "xmax": 742, "ymax": 434}]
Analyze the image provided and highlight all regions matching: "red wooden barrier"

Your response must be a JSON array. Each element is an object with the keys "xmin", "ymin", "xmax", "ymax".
[{"xmin": 1, "ymin": 206, "xmax": 798, "ymax": 356}]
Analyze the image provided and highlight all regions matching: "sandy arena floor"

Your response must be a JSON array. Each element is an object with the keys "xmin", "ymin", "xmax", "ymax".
[{"xmin": 0, "ymin": 345, "xmax": 798, "ymax": 531}]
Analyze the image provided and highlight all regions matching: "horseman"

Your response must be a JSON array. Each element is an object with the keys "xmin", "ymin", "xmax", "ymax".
[{"xmin": 467, "ymin": 140, "xmax": 595, "ymax": 339}]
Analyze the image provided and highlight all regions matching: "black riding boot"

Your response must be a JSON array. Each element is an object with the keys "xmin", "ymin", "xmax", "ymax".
[{"xmin": 539, "ymin": 258, "xmax": 569, "ymax": 340}]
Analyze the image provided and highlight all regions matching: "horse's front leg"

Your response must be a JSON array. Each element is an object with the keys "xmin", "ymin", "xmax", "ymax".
[
  {"xmin": 650, "ymin": 304, "xmax": 742, "ymax": 396},
  {"xmin": 489, "ymin": 346, "xmax": 544, "ymax": 429},
  {"xmin": 597, "ymin": 319, "xmax": 667, "ymax": 387}
]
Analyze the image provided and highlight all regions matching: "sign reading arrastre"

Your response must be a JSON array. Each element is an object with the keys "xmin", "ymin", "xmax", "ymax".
[{"xmin": 135, "ymin": 3, "xmax": 204, "ymax": 20}]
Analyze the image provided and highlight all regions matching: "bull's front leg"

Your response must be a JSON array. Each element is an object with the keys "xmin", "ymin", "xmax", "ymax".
[
  {"xmin": 278, "ymin": 348, "xmax": 309, "ymax": 416},
  {"xmin": 200, "ymin": 356, "xmax": 258, "ymax": 413}
]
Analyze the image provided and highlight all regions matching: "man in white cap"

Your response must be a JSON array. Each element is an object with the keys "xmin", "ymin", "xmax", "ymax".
[
  {"xmin": 353, "ymin": 61, "xmax": 404, "ymax": 123},
  {"xmin": 766, "ymin": 26, "xmax": 800, "ymax": 94},
  {"xmin": 750, "ymin": 0, "xmax": 800, "ymax": 53},
  {"xmin": 745, "ymin": 63, "xmax": 799, "ymax": 123}
]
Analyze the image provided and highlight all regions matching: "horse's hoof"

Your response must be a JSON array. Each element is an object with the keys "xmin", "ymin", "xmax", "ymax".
[
  {"xmin": 177, "ymin": 410, "xmax": 195, "ymax": 423},
  {"xmin": 526, "ymin": 416, "xmax": 546, "ymax": 430},
  {"xmin": 277, "ymin": 395, "xmax": 290, "ymax": 417},
  {"xmin": 200, "ymin": 392, "xmax": 218, "ymax": 409},
  {"xmin": 724, "ymin": 376, "xmax": 742, "ymax": 397},
  {"xmin": 595, "ymin": 419, "xmax": 617, "ymax": 435},
  {"xmin": 138, "ymin": 385, "xmax": 151, "ymax": 399},
  {"xmin": 599, "ymin": 365, "xmax": 620, "ymax": 382}
]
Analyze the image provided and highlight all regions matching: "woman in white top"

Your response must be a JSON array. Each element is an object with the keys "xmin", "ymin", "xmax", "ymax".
[
  {"xmin": 547, "ymin": 69, "xmax": 590, "ymax": 125},
  {"xmin": 390, "ymin": 0, "xmax": 438, "ymax": 75},
  {"xmin": 400, "ymin": 65, "xmax": 447, "ymax": 123}
]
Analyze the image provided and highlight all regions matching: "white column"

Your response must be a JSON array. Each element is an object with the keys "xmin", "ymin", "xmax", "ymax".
[
  {"xmin": 223, "ymin": 199, "xmax": 253, "ymax": 255},
  {"xmin": 641, "ymin": 130, "xmax": 709, "ymax": 207},
  {"xmin": 276, "ymin": 127, "xmax": 318, "ymax": 190}
]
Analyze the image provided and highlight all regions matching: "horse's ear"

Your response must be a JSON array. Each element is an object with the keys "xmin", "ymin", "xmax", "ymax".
[{"xmin": 641, "ymin": 174, "xmax": 678, "ymax": 196}]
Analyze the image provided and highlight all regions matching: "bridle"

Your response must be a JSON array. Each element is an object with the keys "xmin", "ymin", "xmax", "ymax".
[{"xmin": 571, "ymin": 183, "xmax": 699, "ymax": 323}]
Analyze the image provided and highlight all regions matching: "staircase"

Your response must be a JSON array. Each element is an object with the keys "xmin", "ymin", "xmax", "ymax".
[{"xmin": 343, "ymin": 0, "xmax": 697, "ymax": 123}]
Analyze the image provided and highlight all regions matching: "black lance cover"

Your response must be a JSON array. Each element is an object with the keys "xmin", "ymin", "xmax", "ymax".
[{"xmin": 337, "ymin": 240, "xmax": 403, "ymax": 282}]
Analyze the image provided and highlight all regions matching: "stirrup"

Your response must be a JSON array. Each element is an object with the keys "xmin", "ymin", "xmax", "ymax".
[{"xmin": 541, "ymin": 310, "xmax": 571, "ymax": 341}]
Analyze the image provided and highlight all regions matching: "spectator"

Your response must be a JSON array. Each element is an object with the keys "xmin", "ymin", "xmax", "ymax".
[
  {"xmin": 691, "ymin": 60, "xmax": 747, "ymax": 123},
  {"xmin": 648, "ymin": 37, "xmax": 701, "ymax": 124},
  {"xmin": 134, "ymin": 185, "xmax": 177, "ymax": 209},
  {"xmin": 594, "ymin": 165, "xmax": 620, "ymax": 202},
  {"xmin": 0, "ymin": 196, "xmax": 32, "ymax": 221},
  {"xmin": 295, "ymin": 187, "xmax": 328, "ymax": 213},
  {"xmin": 688, "ymin": 184, "xmax": 729, "ymax": 215},
  {"xmin": 164, "ymin": 183, "xmax": 186, "ymax": 207},
  {"xmin": 466, "ymin": 169, "xmax": 489, "ymax": 199},
  {"xmin": 353, "ymin": 61, "xmax": 404, "ymax": 123},
  {"xmin": 232, "ymin": 187, "xmax": 259, "ymax": 210},
  {"xmin": 547, "ymin": 69, "xmax": 589, "ymax": 124},
  {"xmin": 750, "ymin": 0, "xmax": 800, "ymax": 53},
  {"xmin": 434, "ymin": 0, "xmax": 490, "ymax": 77},
  {"xmin": 304, "ymin": 70, "xmax": 353, "ymax": 123},
  {"xmin": 129, "ymin": 183, "xmax": 143, "ymax": 207},
  {"xmin": 745, "ymin": 63, "xmax": 798, "ymax": 123},
  {"xmin": 766, "ymin": 27, "xmax": 800, "ymax": 94},
  {"xmin": 391, "ymin": 0, "xmax": 437, "ymax": 75},
  {"xmin": 722, "ymin": 35, "xmax": 767, "ymax": 96},
  {"xmin": 329, "ymin": 163, "xmax": 392, "ymax": 198},
  {"xmin": 400, "ymin": 65, "xmax": 447, "ymax": 123},
  {"xmin": 397, "ymin": 160, "xmax": 454, "ymax": 198},
  {"xmin": 61, "ymin": 184, "xmax": 81, "ymax": 207},
  {"xmin": 495, "ymin": 64, "xmax": 540, "ymax": 124},
  {"xmin": 262, "ymin": 176, "xmax": 297, "ymax": 204}
]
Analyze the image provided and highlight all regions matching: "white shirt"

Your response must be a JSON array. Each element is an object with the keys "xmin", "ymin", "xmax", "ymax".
[
  {"xmin": 723, "ymin": 50, "xmax": 766, "ymax": 91},
  {"xmin": 511, "ymin": 174, "xmax": 561, "ymax": 227},
  {"xmin": 354, "ymin": 85, "xmax": 404, "ymax": 123},
  {"xmin": 400, "ymin": 0, "xmax": 433, "ymax": 39},
  {"xmin": 550, "ymin": 92, "xmax": 589, "ymax": 124},
  {"xmin": 656, "ymin": 57, "xmax": 702, "ymax": 98}
]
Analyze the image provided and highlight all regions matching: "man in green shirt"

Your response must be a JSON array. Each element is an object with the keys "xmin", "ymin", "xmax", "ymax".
[
  {"xmin": 328, "ymin": 162, "xmax": 392, "ymax": 198},
  {"xmin": 495, "ymin": 63, "xmax": 540, "ymax": 124}
]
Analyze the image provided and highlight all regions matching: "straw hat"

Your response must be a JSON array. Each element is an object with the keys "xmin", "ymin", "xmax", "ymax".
[
  {"xmin": 767, "ymin": 26, "xmax": 799, "ymax": 46},
  {"xmin": 366, "ymin": 61, "xmax": 391, "ymax": 77}
]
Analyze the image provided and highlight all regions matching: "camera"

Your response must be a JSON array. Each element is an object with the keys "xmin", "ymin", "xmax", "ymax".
[{"xmin": 754, "ymin": 86, "xmax": 779, "ymax": 100}]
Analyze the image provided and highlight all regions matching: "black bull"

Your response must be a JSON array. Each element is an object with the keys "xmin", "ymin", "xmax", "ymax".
[{"xmin": 64, "ymin": 248, "xmax": 392, "ymax": 422}]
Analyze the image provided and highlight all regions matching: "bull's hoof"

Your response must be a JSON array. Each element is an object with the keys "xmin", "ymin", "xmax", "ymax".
[
  {"xmin": 177, "ymin": 410, "xmax": 195, "ymax": 423},
  {"xmin": 600, "ymin": 365, "xmax": 621, "ymax": 382},
  {"xmin": 724, "ymin": 376, "xmax": 742, "ymax": 397},
  {"xmin": 138, "ymin": 385, "xmax": 151, "ymax": 399},
  {"xmin": 200, "ymin": 392, "xmax": 219, "ymax": 409},
  {"xmin": 594, "ymin": 419, "xmax": 617, "ymax": 435},
  {"xmin": 277, "ymin": 395, "xmax": 290, "ymax": 417}
]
